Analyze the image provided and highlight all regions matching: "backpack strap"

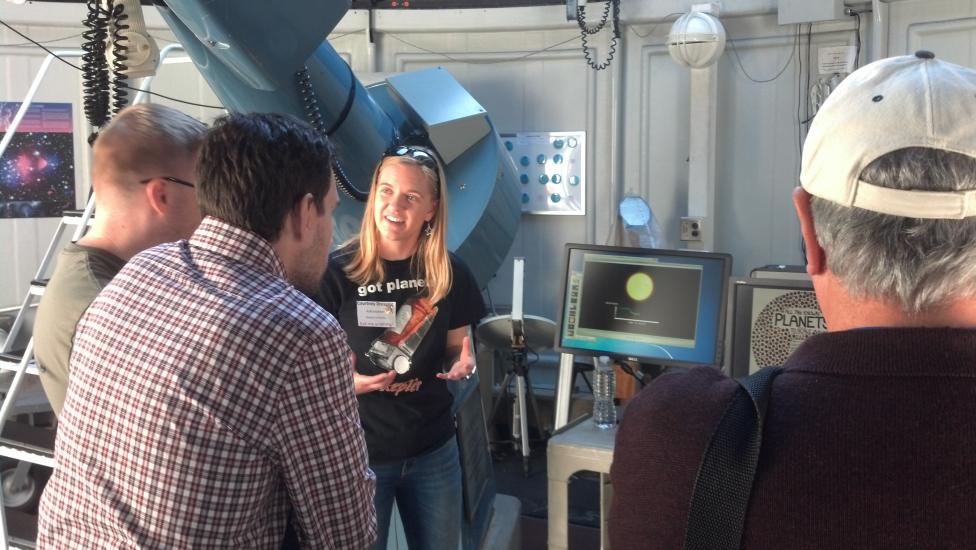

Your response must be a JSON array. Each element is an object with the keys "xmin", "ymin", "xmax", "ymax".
[{"xmin": 683, "ymin": 366, "xmax": 784, "ymax": 550}]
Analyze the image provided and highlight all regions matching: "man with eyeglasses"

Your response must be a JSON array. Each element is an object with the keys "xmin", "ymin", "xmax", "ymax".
[
  {"xmin": 34, "ymin": 103, "xmax": 206, "ymax": 416},
  {"xmin": 38, "ymin": 112, "xmax": 375, "ymax": 549}
]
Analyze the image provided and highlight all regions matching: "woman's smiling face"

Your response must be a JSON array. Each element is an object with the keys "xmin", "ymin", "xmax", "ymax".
[{"xmin": 373, "ymin": 160, "xmax": 438, "ymax": 251}]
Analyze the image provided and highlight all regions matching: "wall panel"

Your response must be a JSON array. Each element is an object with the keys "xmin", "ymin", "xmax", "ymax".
[{"xmin": 3, "ymin": 2, "xmax": 976, "ymax": 326}]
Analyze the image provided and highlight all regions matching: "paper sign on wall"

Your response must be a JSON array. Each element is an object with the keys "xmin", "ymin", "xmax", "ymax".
[
  {"xmin": 818, "ymin": 46, "xmax": 856, "ymax": 75},
  {"xmin": 0, "ymin": 102, "xmax": 75, "ymax": 219}
]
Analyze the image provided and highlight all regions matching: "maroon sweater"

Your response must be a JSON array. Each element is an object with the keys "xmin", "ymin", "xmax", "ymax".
[{"xmin": 609, "ymin": 328, "xmax": 976, "ymax": 550}]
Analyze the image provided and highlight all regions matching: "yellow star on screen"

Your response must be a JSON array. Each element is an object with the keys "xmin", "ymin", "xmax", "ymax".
[{"xmin": 626, "ymin": 272, "xmax": 654, "ymax": 301}]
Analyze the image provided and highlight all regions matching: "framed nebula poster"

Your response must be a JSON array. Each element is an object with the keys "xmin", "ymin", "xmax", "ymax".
[{"xmin": 0, "ymin": 102, "xmax": 75, "ymax": 218}]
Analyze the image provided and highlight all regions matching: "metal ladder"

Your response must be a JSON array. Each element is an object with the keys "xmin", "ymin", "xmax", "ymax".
[
  {"xmin": 0, "ymin": 198, "xmax": 94, "ymax": 548},
  {"xmin": 0, "ymin": 47, "xmax": 88, "ymax": 549},
  {"xmin": 0, "ymin": 41, "xmax": 190, "ymax": 547}
]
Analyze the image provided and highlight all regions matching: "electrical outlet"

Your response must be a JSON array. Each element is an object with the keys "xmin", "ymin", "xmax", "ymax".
[{"xmin": 680, "ymin": 217, "xmax": 705, "ymax": 242}]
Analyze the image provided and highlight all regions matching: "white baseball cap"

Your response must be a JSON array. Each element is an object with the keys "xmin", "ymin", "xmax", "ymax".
[{"xmin": 800, "ymin": 51, "xmax": 976, "ymax": 219}]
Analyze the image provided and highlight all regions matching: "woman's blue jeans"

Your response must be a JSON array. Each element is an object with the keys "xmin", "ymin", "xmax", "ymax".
[{"xmin": 370, "ymin": 437, "xmax": 462, "ymax": 550}]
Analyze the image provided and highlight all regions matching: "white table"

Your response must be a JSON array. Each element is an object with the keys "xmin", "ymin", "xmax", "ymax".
[{"xmin": 547, "ymin": 417, "xmax": 615, "ymax": 549}]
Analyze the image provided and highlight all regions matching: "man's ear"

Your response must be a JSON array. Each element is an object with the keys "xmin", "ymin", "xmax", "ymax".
[
  {"xmin": 290, "ymin": 193, "xmax": 317, "ymax": 242},
  {"xmin": 793, "ymin": 187, "xmax": 826, "ymax": 276},
  {"xmin": 144, "ymin": 178, "xmax": 169, "ymax": 217}
]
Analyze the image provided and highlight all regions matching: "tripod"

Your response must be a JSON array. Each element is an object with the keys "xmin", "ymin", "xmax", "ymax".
[
  {"xmin": 479, "ymin": 258, "xmax": 554, "ymax": 476},
  {"xmin": 490, "ymin": 342, "xmax": 547, "ymax": 477}
]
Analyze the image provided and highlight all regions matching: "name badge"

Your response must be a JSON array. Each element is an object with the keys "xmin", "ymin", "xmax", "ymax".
[{"xmin": 357, "ymin": 301, "xmax": 397, "ymax": 328}]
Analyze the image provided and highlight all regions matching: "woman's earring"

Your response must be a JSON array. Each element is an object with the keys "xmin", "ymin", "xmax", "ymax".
[{"xmin": 424, "ymin": 221, "xmax": 433, "ymax": 237}]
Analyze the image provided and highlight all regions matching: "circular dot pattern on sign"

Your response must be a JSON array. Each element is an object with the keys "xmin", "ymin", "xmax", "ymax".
[{"xmin": 751, "ymin": 291, "xmax": 826, "ymax": 368}]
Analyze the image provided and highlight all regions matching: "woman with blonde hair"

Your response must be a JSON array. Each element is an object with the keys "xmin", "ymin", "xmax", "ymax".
[{"xmin": 317, "ymin": 144, "xmax": 485, "ymax": 549}]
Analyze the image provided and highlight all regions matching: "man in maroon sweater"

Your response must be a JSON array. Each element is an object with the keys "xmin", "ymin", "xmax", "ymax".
[{"xmin": 610, "ymin": 51, "xmax": 976, "ymax": 549}]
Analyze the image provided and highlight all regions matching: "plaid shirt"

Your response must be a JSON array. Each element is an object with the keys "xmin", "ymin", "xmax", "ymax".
[{"xmin": 38, "ymin": 217, "xmax": 376, "ymax": 549}]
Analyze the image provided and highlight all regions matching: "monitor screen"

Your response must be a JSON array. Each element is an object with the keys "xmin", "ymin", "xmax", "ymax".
[
  {"xmin": 728, "ymin": 277, "xmax": 826, "ymax": 377},
  {"xmin": 555, "ymin": 244, "xmax": 732, "ymax": 368}
]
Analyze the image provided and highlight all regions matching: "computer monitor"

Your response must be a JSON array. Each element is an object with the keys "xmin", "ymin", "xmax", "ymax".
[
  {"xmin": 727, "ymin": 277, "xmax": 826, "ymax": 377},
  {"xmin": 750, "ymin": 264, "xmax": 810, "ymax": 281},
  {"xmin": 555, "ymin": 244, "xmax": 732, "ymax": 368}
]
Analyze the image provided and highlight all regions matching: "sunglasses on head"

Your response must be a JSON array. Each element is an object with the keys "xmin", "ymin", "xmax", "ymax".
[{"xmin": 386, "ymin": 145, "xmax": 439, "ymax": 170}]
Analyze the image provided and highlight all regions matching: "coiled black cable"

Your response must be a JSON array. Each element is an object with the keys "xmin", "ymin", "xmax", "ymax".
[
  {"xmin": 296, "ymin": 67, "xmax": 368, "ymax": 201},
  {"xmin": 331, "ymin": 156, "xmax": 367, "ymax": 201},
  {"xmin": 81, "ymin": 0, "xmax": 111, "ymax": 139},
  {"xmin": 109, "ymin": 2, "xmax": 129, "ymax": 117},
  {"xmin": 0, "ymin": 15, "xmax": 222, "ymax": 110},
  {"xmin": 576, "ymin": 0, "xmax": 611, "ymax": 35},
  {"xmin": 296, "ymin": 68, "xmax": 326, "ymax": 135},
  {"xmin": 578, "ymin": 0, "xmax": 620, "ymax": 71}
]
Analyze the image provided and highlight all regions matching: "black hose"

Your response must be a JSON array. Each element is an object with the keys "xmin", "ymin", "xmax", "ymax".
[
  {"xmin": 81, "ymin": 0, "xmax": 111, "ymax": 140},
  {"xmin": 332, "ymin": 157, "xmax": 368, "ymax": 202},
  {"xmin": 296, "ymin": 67, "xmax": 368, "ymax": 201},
  {"xmin": 109, "ymin": 2, "xmax": 130, "ymax": 116},
  {"xmin": 578, "ymin": 0, "xmax": 620, "ymax": 71},
  {"xmin": 576, "ymin": 0, "xmax": 610, "ymax": 35}
]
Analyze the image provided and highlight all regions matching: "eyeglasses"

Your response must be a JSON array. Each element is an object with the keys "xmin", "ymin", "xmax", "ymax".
[
  {"xmin": 139, "ymin": 176, "xmax": 196, "ymax": 189},
  {"xmin": 386, "ymin": 145, "xmax": 439, "ymax": 170}
]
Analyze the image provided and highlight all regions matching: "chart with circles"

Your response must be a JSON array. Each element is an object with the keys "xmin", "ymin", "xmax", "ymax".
[{"xmin": 500, "ymin": 131, "xmax": 585, "ymax": 215}]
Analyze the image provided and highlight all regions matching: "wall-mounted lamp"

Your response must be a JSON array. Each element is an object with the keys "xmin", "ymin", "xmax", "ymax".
[{"xmin": 667, "ymin": 10, "xmax": 727, "ymax": 69}]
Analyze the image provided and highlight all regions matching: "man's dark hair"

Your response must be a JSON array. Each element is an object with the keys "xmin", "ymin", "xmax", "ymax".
[{"xmin": 197, "ymin": 112, "xmax": 334, "ymax": 242}]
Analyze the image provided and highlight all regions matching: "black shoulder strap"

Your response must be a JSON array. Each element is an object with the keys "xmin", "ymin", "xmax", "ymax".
[{"xmin": 683, "ymin": 366, "xmax": 784, "ymax": 550}]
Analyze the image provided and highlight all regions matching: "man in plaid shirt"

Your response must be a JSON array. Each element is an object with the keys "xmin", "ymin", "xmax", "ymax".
[{"xmin": 37, "ymin": 113, "xmax": 376, "ymax": 549}]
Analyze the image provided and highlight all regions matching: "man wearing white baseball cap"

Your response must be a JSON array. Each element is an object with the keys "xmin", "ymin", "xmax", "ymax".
[{"xmin": 610, "ymin": 51, "xmax": 976, "ymax": 549}]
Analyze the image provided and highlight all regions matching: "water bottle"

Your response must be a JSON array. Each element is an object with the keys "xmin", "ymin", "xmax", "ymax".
[{"xmin": 592, "ymin": 356, "xmax": 616, "ymax": 429}]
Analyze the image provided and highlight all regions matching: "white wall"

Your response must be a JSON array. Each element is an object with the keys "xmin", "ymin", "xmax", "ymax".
[
  {"xmin": 1, "ymin": 5, "xmax": 92, "ymax": 310},
  {"xmin": 0, "ymin": 2, "xmax": 222, "ymax": 308},
  {"xmin": 2, "ymin": 0, "xmax": 975, "ymax": 323}
]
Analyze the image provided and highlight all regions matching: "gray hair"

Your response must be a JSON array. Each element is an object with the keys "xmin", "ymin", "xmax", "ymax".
[{"xmin": 811, "ymin": 147, "xmax": 976, "ymax": 313}]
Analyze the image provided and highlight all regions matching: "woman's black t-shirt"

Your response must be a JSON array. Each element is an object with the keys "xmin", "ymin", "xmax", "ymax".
[{"xmin": 317, "ymin": 249, "xmax": 485, "ymax": 463}]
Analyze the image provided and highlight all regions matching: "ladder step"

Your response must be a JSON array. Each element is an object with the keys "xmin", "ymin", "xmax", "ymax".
[
  {"xmin": 0, "ymin": 356, "xmax": 40, "ymax": 376},
  {"xmin": 61, "ymin": 216, "xmax": 88, "ymax": 226},
  {"xmin": 0, "ymin": 422, "xmax": 55, "ymax": 467},
  {"xmin": 61, "ymin": 210, "xmax": 93, "ymax": 226},
  {"xmin": 5, "ymin": 508, "xmax": 38, "ymax": 549},
  {"xmin": 26, "ymin": 282, "xmax": 46, "ymax": 297}
]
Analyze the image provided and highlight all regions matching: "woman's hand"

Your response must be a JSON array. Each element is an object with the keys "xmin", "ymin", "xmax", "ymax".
[
  {"xmin": 349, "ymin": 351, "xmax": 396, "ymax": 394},
  {"xmin": 437, "ymin": 335, "xmax": 476, "ymax": 381}
]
